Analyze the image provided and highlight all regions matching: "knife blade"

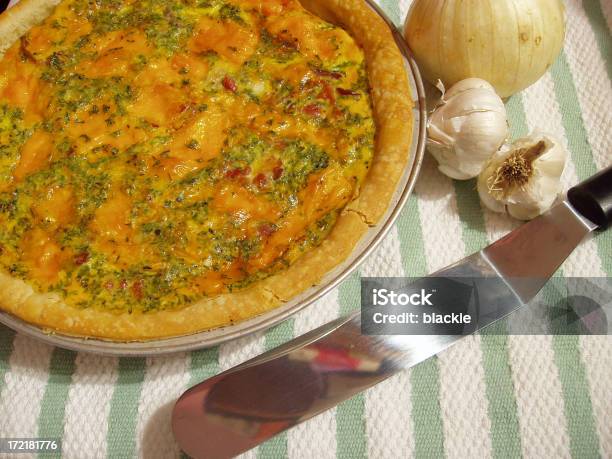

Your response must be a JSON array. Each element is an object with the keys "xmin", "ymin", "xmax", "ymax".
[{"xmin": 172, "ymin": 167, "xmax": 612, "ymax": 459}]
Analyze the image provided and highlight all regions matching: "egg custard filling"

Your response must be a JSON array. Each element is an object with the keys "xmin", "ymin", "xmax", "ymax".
[{"xmin": 0, "ymin": 0, "xmax": 376, "ymax": 315}]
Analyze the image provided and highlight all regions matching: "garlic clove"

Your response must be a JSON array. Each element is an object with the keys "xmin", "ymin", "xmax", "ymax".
[
  {"xmin": 478, "ymin": 133, "xmax": 568, "ymax": 220},
  {"xmin": 442, "ymin": 78, "xmax": 497, "ymax": 101},
  {"xmin": 427, "ymin": 78, "xmax": 508, "ymax": 180}
]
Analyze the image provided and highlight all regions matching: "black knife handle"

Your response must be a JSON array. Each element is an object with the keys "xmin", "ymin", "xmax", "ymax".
[{"xmin": 568, "ymin": 166, "xmax": 612, "ymax": 231}]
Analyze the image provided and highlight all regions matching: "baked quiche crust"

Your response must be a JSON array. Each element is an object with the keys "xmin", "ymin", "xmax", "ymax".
[{"xmin": 0, "ymin": 0, "xmax": 412, "ymax": 341}]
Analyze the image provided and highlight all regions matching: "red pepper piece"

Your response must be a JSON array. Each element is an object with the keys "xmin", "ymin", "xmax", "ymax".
[
  {"xmin": 336, "ymin": 87, "xmax": 361, "ymax": 98},
  {"xmin": 226, "ymin": 166, "xmax": 251, "ymax": 179},
  {"xmin": 222, "ymin": 75, "xmax": 237, "ymax": 92},
  {"xmin": 258, "ymin": 223, "xmax": 276, "ymax": 237},
  {"xmin": 319, "ymin": 83, "xmax": 335, "ymax": 104},
  {"xmin": 254, "ymin": 173, "xmax": 267, "ymax": 188},
  {"xmin": 272, "ymin": 166, "xmax": 284, "ymax": 180},
  {"xmin": 131, "ymin": 279, "xmax": 144, "ymax": 300},
  {"xmin": 314, "ymin": 68, "xmax": 343, "ymax": 79},
  {"xmin": 74, "ymin": 251, "xmax": 89, "ymax": 266},
  {"xmin": 303, "ymin": 104, "xmax": 322, "ymax": 116}
]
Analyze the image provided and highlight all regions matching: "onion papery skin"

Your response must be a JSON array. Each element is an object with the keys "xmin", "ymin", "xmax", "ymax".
[{"xmin": 404, "ymin": 0, "xmax": 565, "ymax": 98}]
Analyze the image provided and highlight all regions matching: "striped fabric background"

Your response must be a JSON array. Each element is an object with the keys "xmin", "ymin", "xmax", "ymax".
[{"xmin": 0, "ymin": 0, "xmax": 610, "ymax": 458}]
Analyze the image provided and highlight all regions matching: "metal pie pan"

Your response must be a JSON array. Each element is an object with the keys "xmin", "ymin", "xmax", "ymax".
[{"xmin": 0, "ymin": 1, "xmax": 427, "ymax": 355}]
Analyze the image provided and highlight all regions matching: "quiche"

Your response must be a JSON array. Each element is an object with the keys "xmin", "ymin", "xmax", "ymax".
[{"xmin": 0, "ymin": 0, "xmax": 412, "ymax": 340}]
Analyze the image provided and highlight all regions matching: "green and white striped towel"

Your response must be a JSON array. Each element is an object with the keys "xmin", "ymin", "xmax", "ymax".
[{"xmin": 0, "ymin": 0, "xmax": 610, "ymax": 458}]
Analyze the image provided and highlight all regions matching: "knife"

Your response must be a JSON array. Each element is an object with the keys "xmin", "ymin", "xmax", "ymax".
[{"xmin": 172, "ymin": 167, "xmax": 612, "ymax": 459}]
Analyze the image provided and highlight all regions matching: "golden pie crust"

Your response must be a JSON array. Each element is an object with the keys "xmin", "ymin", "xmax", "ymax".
[{"xmin": 0, "ymin": 0, "xmax": 413, "ymax": 341}]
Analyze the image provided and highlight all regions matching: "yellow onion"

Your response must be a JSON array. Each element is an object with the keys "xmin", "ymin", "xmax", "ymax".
[{"xmin": 404, "ymin": 0, "xmax": 566, "ymax": 98}]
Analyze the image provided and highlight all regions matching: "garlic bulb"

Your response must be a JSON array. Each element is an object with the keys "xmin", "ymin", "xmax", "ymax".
[
  {"xmin": 404, "ymin": 0, "xmax": 566, "ymax": 98},
  {"xmin": 478, "ymin": 133, "xmax": 568, "ymax": 220},
  {"xmin": 427, "ymin": 78, "xmax": 508, "ymax": 180}
]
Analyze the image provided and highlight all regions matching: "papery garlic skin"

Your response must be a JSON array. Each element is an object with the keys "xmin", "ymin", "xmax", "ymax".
[
  {"xmin": 427, "ymin": 78, "xmax": 508, "ymax": 180},
  {"xmin": 478, "ymin": 133, "xmax": 568, "ymax": 220},
  {"xmin": 405, "ymin": 0, "xmax": 566, "ymax": 98}
]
